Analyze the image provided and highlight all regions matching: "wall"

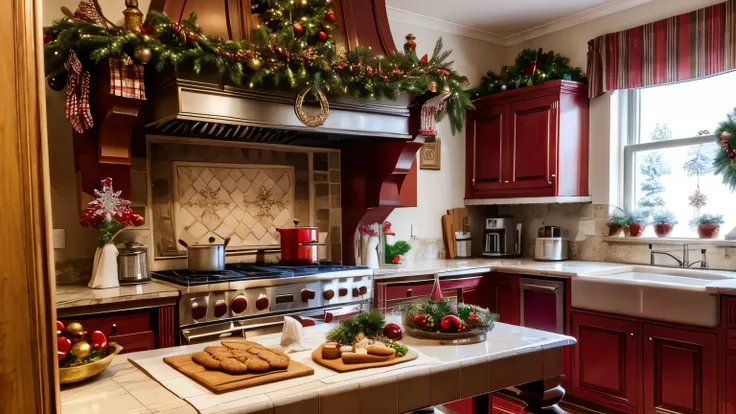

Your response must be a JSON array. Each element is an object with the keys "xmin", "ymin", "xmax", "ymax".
[{"xmin": 384, "ymin": 19, "xmax": 506, "ymax": 246}]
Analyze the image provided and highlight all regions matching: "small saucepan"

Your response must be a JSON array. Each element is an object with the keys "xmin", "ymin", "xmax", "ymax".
[
  {"xmin": 178, "ymin": 237, "xmax": 231, "ymax": 271},
  {"xmin": 277, "ymin": 219, "xmax": 325, "ymax": 265}
]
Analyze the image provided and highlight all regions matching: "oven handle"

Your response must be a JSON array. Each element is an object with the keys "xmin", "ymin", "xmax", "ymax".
[
  {"xmin": 182, "ymin": 320, "xmax": 284, "ymax": 343},
  {"xmin": 521, "ymin": 284, "xmax": 558, "ymax": 292}
]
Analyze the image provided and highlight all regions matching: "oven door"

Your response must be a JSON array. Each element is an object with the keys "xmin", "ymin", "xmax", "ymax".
[
  {"xmin": 180, "ymin": 303, "xmax": 367, "ymax": 344},
  {"xmin": 519, "ymin": 277, "xmax": 564, "ymax": 334}
]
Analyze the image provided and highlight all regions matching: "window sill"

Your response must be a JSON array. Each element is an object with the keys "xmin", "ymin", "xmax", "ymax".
[{"xmin": 603, "ymin": 236, "xmax": 736, "ymax": 247}]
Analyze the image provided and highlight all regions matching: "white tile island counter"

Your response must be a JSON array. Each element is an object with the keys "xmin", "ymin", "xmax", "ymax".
[{"xmin": 61, "ymin": 322, "xmax": 575, "ymax": 414}]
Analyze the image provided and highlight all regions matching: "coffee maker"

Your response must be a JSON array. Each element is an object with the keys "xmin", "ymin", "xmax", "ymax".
[{"xmin": 482, "ymin": 217, "xmax": 522, "ymax": 257}]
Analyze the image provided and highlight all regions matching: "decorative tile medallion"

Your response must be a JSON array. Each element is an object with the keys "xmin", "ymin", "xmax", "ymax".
[
  {"xmin": 419, "ymin": 138, "xmax": 441, "ymax": 170},
  {"xmin": 172, "ymin": 162, "xmax": 295, "ymax": 249}
]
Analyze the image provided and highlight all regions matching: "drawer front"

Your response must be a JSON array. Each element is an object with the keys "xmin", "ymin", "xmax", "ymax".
[
  {"xmin": 62, "ymin": 310, "xmax": 151, "ymax": 337},
  {"xmin": 384, "ymin": 282, "xmax": 434, "ymax": 301},
  {"xmin": 110, "ymin": 331, "xmax": 155, "ymax": 354}
]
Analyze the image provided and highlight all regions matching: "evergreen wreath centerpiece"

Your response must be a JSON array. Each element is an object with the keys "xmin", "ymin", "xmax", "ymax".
[
  {"xmin": 402, "ymin": 298, "xmax": 498, "ymax": 336},
  {"xmin": 714, "ymin": 108, "xmax": 736, "ymax": 191},
  {"xmin": 43, "ymin": 0, "xmax": 474, "ymax": 133}
]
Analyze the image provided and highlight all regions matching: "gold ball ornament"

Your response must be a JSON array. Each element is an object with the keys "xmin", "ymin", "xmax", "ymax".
[
  {"xmin": 67, "ymin": 322, "xmax": 85, "ymax": 337},
  {"xmin": 427, "ymin": 81, "xmax": 437, "ymax": 93},
  {"xmin": 247, "ymin": 58, "xmax": 262, "ymax": 71},
  {"xmin": 70, "ymin": 341, "xmax": 91, "ymax": 359},
  {"xmin": 134, "ymin": 47, "xmax": 152, "ymax": 64}
]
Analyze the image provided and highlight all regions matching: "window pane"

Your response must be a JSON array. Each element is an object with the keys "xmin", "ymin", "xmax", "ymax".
[
  {"xmin": 632, "ymin": 142, "xmax": 735, "ymax": 238},
  {"xmin": 639, "ymin": 70, "xmax": 736, "ymax": 143}
]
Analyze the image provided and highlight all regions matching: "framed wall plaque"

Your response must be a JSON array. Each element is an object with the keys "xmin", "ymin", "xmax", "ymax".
[{"xmin": 419, "ymin": 138, "xmax": 441, "ymax": 170}]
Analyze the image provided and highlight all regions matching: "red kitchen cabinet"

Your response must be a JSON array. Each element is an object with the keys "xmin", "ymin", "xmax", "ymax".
[
  {"xmin": 571, "ymin": 312, "xmax": 640, "ymax": 413},
  {"xmin": 488, "ymin": 274, "xmax": 520, "ymax": 325},
  {"xmin": 643, "ymin": 324, "xmax": 717, "ymax": 414},
  {"xmin": 465, "ymin": 80, "xmax": 588, "ymax": 200}
]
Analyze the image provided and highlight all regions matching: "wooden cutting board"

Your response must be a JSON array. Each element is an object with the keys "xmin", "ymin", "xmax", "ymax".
[
  {"xmin": 163, "ymin": 353, "xmax": 314, "ymax": 394},
  {"xmin": 311, "ymin": 346, "xmax": 418, "ymax": 372},
  {"xmin": 448, "ymin": 208, "xmax": 468, "ymax": 233},
  {"xmin": 441, "ymin": 215, "xmax": 456, "ymax": 258}
]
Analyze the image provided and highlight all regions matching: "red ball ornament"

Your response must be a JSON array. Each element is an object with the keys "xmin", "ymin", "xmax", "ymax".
[
  {"xmin": 383, "ymin": 323, "xmax": 403, "ymax": 340},
  {"xmin": 171, "ymin": 22, "xmax": 182, "ymax": 33},
  {"xmin": 439, "ymin": 315, "xmax": 464, "ymax": 333},
  {"xmin": 318, "ymin": 31, "xmax": 328, "ymax": 41},
  {"xmin": 729, "ymin": 150, "xmax": 736, "ymax": 160},
  {"xmin": 325, "ymin": 11, "xmax": 336, "ymax": 22},
  {"xmin": 90, "ymin": 330, "xmax": 108, "ymax": 349},
  {"xmin": 132, "ymin": 214, "xmax": 145, "ymax": 226},
  {"xmin": 293, "ymin": 22, "xmax": 304, "ymax": 36},
  {"xmin": 186, "ymin": 34, "xmax": 198, "ymax": 45},
  {"xmin": 392, "ymin": 255, "xmax": 401, "ymax": 264},
  {"xmin": 43, "ymin": 33, "xmax": 55, "ymax": 45},
  {"xmin": 57, "ymin": 335, "xmax": 72, "ymax": 360},
  {"xmin": 412, "ymin": 314, "xmax": 431, "ymax": 330},
  {"xmin": 140, "ymin": 24, "xmax": 155, "ymax": 35}
]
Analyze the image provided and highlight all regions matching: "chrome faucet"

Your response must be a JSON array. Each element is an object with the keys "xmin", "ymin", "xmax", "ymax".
[{"xmin": 649, "ymin": 244, "xmax": 708, "ymax": 268}]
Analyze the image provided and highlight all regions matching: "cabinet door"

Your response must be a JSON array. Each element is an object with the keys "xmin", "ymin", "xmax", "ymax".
[
  {"xmin": 489, "ymin": 274, "xmax": 520, "ymax": 325},
  {"xmin": 110, "ymin": 331, "xmax": 155, "ymax": 354},
  {"xmin": 506, "ymin": 95, "xmax": 558, "ymax": 190},
  {"xmin": 468, "ymin": 105, "xmax": 506, "ymax": 195},
  {"xmin": 643, "ymin": 324, "xmax": 717, "ymax": 414},
  {"xmin": 571, "ymin": 312, "xmax": 639, "ymax": 413}
]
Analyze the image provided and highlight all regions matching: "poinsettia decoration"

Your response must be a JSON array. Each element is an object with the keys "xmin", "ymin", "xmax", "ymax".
[{"xmin": 79, "ymin": 178, "xmax": 144, "ymax": 246}]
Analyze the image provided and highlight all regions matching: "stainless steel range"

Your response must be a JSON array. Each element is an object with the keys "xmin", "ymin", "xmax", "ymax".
[{"xmin": 153, "ymin": 264, "xmax": 373, "ymax": 344}]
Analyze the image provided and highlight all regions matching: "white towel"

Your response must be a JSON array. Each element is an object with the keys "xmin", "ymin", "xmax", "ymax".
[{"xmin": 280, "ymin": 316, "xmax": 308, "ymax": 353}]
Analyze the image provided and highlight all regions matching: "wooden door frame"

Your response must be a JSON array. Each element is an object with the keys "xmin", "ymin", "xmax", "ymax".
[{"xmin": 0, "ymin": 0, "xmax": 59, "ymax": 412}]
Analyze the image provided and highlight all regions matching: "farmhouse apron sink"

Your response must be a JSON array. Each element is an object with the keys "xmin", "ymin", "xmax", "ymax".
[{"xmin": 572, "ymin": 266, "xmax": 732, "ymax": 328}]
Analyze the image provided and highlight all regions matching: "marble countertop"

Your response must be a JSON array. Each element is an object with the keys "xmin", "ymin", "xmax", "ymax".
[
  {"xmin": 61, "ymin": 321, "xmax": 575, "ymax": 413},
  {"xmin": 56, "ymin": 281, "xmax": 181, "ymax": 310},
  {"xmin": 374, "ymin": 258, "xmax": 629, "ymax": 279}
]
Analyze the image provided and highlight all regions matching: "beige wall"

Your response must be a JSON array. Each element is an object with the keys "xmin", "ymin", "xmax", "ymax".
[{"xmin": 385, "ymin": 20, "xmax": 506, "ymax": 242}]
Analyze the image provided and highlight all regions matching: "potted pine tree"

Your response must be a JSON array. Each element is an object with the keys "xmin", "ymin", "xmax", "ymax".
[
  {"xmin": 607, "ymin": 211, "xmax": 632, "ymax": 236},
  {"xmin": 652, "ymin": 210, "xmax": 677, "ymax": 238},
  {"xmin": 691, "ymin": 214, "xmax": 724, "ymax": 239},
  {"xmin": 628, "ymin": 210, "xmax": 649, "ymax": 237}
]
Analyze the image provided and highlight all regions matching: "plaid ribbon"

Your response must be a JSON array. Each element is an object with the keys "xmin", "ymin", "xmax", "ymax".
[
  {"xmin": 65, "ymin": 50, "xmax": 93, "ymax": 134},
  {"xmin": 418, "ymin": 92, "xmax": 450, "ymax": 137},
  {"xmin": 109, "ymin": 55, "xmax": 146, "ymax": 100}
]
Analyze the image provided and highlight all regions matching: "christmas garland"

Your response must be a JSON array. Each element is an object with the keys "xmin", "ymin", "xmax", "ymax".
[
  {"xmin": 467, "ymin": 48, "xmax": 585, "ymax": 99},
  {"xmin": 402, "ymin": 299, "xmax": 498, "ymax": 333},
  {"xmin": 43, "ymin": 0, "xmax": 474, "ymax": 133},
  {"xmin": 714, "ymin": 108, "xmax": 736, "ymax": 191}
]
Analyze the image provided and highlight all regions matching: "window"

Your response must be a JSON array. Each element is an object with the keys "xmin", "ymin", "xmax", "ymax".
[{"xmin": 622, "ymin": 70, "xmax": 736, "ymax": 238}]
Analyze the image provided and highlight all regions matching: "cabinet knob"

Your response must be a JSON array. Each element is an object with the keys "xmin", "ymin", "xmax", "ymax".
[
  {"xmin": 110, "ymin": 324, "xmax": 118, "ymax": 336},
  {"xmin": 504, "ymin": 180, "xmax": 509, "ymax": 183},
  {"xmin": 630, "ymin": 332, "xmax": 634, "ymax": 337},
  {"xmin": 551, "ymin": 174, "xmax": 556, "ymax": 178},
  {"xmin": 472, "ymin": 178, "xmax": 476, "ymax": 186},
  {"xmin": 649, "ymin": 337, "xmax": 653, "ymax": 341}
]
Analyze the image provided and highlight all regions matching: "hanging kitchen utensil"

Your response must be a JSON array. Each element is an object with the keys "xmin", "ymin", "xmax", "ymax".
[{"xmin": 179, "ymin": 237, "xmax": 231, "ymax": 271}]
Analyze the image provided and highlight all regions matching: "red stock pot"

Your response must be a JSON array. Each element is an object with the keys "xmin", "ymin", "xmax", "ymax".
[{"xmin": 277, "ymin": 220, "xmax": 325, "ymax": 264}]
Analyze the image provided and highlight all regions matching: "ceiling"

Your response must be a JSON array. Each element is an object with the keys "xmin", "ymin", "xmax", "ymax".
[{"xmin": 385, "ymin": 0, "xmax": 654, "ymax": 45}]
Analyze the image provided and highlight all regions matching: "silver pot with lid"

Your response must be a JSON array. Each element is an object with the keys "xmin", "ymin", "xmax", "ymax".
[{"xmin": 178, "ymin": 237, "xmax": 231, "ymax": 271}]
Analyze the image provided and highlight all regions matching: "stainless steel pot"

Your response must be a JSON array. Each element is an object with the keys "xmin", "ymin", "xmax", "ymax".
[
  {"xmin": 179, "ymin": 237, "xmax": 231, "ymax": 271},
  {"xmin": 117, "ymin": 247, "xmax": 150, "ymax": 284}
]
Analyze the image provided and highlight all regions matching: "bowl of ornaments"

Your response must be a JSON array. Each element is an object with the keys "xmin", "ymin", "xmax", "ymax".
[
  {"xmin": 57, "ymin": 320, "xmax": 123, "ymax": 384},
  {"xmin": 401, "ymin": 299, "xmax": 499, "ymax": 345}
]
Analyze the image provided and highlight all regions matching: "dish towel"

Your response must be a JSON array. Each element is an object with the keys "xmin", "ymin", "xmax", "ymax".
[{"xmin": 280, "ymin": 316, "xmax": 308, "ymax": 353}]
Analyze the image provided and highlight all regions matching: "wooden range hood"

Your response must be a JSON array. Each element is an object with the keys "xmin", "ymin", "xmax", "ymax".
[{"xmin": 75, "ymin": 0, "xmax": 429, "ymax": 264}]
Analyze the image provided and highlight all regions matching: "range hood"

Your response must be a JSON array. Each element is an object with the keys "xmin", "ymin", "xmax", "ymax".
[
  {"xmin": 144, "ymin": 0, "xmax": 413, "ymax": 145},
  {"xmin": 146, "ymin": 75, "xmax": 413, "ymax": 145}
]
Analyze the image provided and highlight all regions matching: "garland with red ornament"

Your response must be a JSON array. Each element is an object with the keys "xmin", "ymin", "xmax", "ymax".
[
  {"xmin": 43, "ymin": 0, "xmax": 473, "ymax": 133},
  {"xmin": 714, "ymin": 108, "xmax": 736, "ymax": 191},
  {"xmin": 79, "ymin": 178, "xmax": 145, "ymax": 246}
]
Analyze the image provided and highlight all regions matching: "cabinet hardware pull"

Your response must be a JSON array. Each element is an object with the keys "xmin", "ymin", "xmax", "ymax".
[
  {"xmin": 472, "ymin": 178, "xmax": 476, "ymax": 186},
  {"xmin": 504, "ymin": 180, "xmax": 509, "ymax": 183},
  {"xmin": 551, "ymin": 174, "xmax": 556, "ymax": 178},
  {"xmin": 111, "ymin": 323, "xmax": 118, "ymax": 336},
  {"xmin": 406, "ymin": 288, "xmax": 412, "ymax": 297},
  {"xmin": 630, "ymin": 333, "xmax": 634, "ymax": 336},
  {"xmin": 649, "ymin": 337, "xmax": 652, "ymax": 341},
  {"xmin": 521, "ymin": 284, "xmax": 558, "ymax": 292}
]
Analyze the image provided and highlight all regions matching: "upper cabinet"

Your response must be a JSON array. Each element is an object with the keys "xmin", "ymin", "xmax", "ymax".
[{"xmin": 465, "ymin": 80, "xmax": 589, "ymax": 201}]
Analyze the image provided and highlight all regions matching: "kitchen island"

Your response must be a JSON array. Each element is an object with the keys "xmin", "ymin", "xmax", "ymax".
[{"xmin": 60, "ymin": 321, "xmax": 575, "ymax": 414}]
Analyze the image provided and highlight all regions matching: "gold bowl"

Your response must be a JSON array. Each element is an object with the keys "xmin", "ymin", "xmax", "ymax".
[{"xmin": 59, "ymin": 343, "xmax": 123, "ymax": 384}]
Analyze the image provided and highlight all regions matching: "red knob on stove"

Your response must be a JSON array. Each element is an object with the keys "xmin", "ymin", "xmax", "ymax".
[
  {"xmin": 359, "ymin": 286, "xmax": 368, "ymax": 295},
  {"xmin": 231, "ymin": 295, "xmax": 247, "ymax": 314},
  {"xmin": 191, "ymin": 301, "xmax": 206, "ymax": 320},
  {"xmin": 214, "ymin": 300, "xmax": 227, "ymax": 318},
  {"xmin": 301, "ymin": 289, "xmax": 316, "ymax": 302},
  {"xmin": 352, "ymin": 288, "xmax": 360, "ymax": 297},
  {"xmin": 338, "ymin": 288, "xmax": 348, "ymax": 297},
  {"xmin": 256, "ymin": 296, "xmax": 269, "ymax": 311},
  {"xmin": 323, "ymin": 289, "xmax": 335, "ymax": 300}
]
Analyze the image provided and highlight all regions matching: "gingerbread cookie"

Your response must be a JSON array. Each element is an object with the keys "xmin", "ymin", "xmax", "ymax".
[
  {"xmin": 245, "ymin": 357, "xmax": 270, "ymax": 372},
  {"xmin": 192, "ymin": 351, "xmax": 220, "ymax": 370},
  {"xmin": 219, "ymin": 358, "xmax": 249, "ymax": 374}
]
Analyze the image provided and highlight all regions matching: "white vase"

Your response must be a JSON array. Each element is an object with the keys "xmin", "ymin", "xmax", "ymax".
[
  {"xmin": 365, "ymin": 236, "xmax": 380, "ymax": 269},
  {"xmin": 88, "ymin": 241, "xmax": 120, "ymax": 289}
]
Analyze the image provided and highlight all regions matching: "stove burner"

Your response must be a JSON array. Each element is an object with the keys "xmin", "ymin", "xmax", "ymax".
[{"xmin": 153, "ymin": 263, "xmax": 371, "ymax": 286}]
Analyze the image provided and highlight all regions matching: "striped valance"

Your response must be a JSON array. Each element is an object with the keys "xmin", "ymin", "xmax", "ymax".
[{"xmin": 587, "ymin": 0, "xmax": 736, "ymax": 98}]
